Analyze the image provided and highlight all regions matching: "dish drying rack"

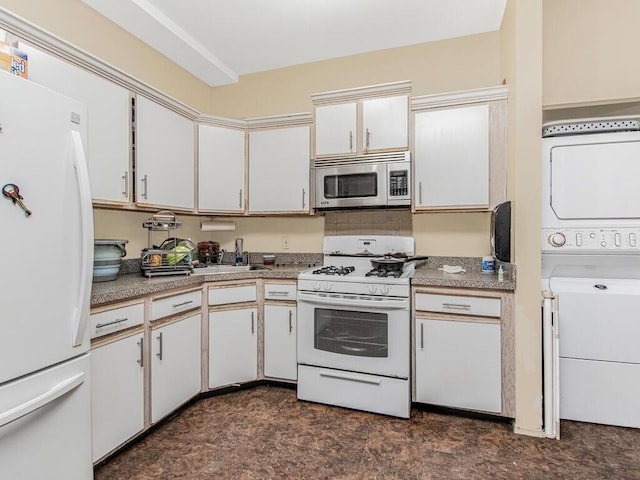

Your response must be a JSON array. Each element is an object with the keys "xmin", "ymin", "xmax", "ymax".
[{"xmin": 141, "ymin": 211, "xmax": 193, "ymax": 277}]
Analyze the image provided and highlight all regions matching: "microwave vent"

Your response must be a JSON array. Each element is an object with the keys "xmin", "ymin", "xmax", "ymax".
[
  {"xmin": 542, "ymin": 117, "xmax": 640, "ymax": 137},
  {"xmin": 314, "ymin": 151, "xmax": 409, "ymax": 167}
]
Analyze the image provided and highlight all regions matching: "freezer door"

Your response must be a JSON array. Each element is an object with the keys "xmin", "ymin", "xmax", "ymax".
[
  {"xmin": 0, "ymin": 354, "xmax": 93, "ymax": 480},
  {"xmin": 0, "ymin": 71, "xmax": 94, "ymax": 384}
]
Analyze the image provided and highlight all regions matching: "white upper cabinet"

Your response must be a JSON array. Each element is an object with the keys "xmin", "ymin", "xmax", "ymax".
[
  {"xmin": 136, "ymin": 96, "xmax": 195, "ymax": 210},
  {"xmin": 22, "ymin": 44, "xmax": 132, "ymax": 205},
  {"xmin": 414, "ymin": 105, "xmax": 489, "ymax": 208},
  {"xmin": 312, "ymin": 82, "xmax": 411, "ymax": 158},
  {"xmin": 315, "ymin": 103, "xmax": 357, "ymax": 156},
  {"xmin": 362, "ymin": 95, "xmax": 408, "ymax": 153},
  {"xmin": 198, "ymin": 123, "xmax": 246, "ymax": 213},
  {"xmin": 412, "ymin": 86, "xmax": 508, "ymax": 211},
  {"xmin": 248, "ymin": 124, "xmax": 311, "ymax": 214}
]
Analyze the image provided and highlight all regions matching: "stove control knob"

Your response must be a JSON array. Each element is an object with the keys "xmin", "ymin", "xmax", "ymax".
[
  {"xmin": 312, "ymin": 282, "xmax": 321, "ymax": 291},
  {"xmin": 368, "ymin": 285, "xmax": 378, "ymax": 294},
  {"xmin": 630, "ymin": 233, "xmax": 637, "ymax": 247},
  {"xmin": 614, "ymin": 233, "xmax": 622, "ymax": 247},
  {"xmin": 548, "ymin": 232, "xmax": 566, "ymax": 247},
  {"xmin": 323, "ymin": 283, "xmax": 332, "ymax": 292},
  {"xmin": 575, "ymin": 233, "xmax": 583, "ymax": 246},
  {"xmin": 380, "ymin": 285, "xmax": 390, "ymax": 295}
]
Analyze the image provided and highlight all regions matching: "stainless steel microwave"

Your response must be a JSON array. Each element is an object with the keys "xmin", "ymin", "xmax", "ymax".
[{"xmin": 314, "ymin": 152, "xmax": 411, "ymax": 210}]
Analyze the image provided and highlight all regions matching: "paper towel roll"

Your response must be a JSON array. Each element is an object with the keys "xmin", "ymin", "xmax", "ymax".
[{"xmin": 200, "ymin": 220, "xmax": 236, "ymax": 232}]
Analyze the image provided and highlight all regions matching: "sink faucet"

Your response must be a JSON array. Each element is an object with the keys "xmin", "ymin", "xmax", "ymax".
[
  {"xmin": 235, "ymin": 238, "xmax": 244, "ymax": 265},
  {"xmin": 217, "ymin": 249, "xmax": 225, "ymax": 265}
]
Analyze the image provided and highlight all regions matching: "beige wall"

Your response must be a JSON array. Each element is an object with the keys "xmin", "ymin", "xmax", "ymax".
[
  {"xmin": 94, "ymin": 209, "xmax": 325, "ymax": 258},
  {"xmin": 500, "ymin": 0, "xmax": 544, "ymax": 436},
  {"xmin": 208, "ymin": 32, "xmax": 501, "ymax": 118},
  {"xmin": 0, "ymin": 0, "xmax": 212, "ymax": 110},
  {"xmin": 543, "ymin": 0, "xmax": 640, "ymax": 107}
]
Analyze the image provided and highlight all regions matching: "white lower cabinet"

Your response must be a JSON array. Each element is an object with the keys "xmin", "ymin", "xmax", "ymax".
[
  {"xmin": 415, "ymin": 318, "xmax": 502, "ymax": 413},
  {"xmin": 208, "ymin": 307, "xmax": 258, "ymax": 388},
  {"xmin": 151, "ymin": 314, "xmax": 202, "ymax": 423},
  {"xmin": 91, "ymin": 332, "xmax": 144, "ymax": 462},
  {"xmin": 264, "ymin": 304, "xmax": 297, "ymax": 380}
]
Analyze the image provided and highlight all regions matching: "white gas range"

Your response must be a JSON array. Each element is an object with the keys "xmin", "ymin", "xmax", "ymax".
[{"xmin": 296, "ymin": 235, "xmax": 423, "ymax": 419}]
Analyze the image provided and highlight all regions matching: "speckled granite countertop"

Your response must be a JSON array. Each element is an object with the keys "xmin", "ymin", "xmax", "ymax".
[
  {"xmin": 412, "ymin": 266, "xmax": 515, "ymax": 291},
  {"xmin": 91, "ymin": 265, "xmax": 309, "ymax": 307},
  {"xmin": 91, "ymin": 255, "xmax": 516, "ymax": 307},
  {"xmin": 412, "ymin": 256, "xmax": 516, "ymax": 291}
]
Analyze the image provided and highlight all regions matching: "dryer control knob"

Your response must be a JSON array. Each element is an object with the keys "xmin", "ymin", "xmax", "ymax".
[{"xmin": 548, "ymin": 232, "xmax": 566, "ymax": 247}]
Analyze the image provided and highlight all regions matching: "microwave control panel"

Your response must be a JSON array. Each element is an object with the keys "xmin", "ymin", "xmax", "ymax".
[{"xmin": 389, "ymin": 169, "xmax": 409, "ymax": 197}]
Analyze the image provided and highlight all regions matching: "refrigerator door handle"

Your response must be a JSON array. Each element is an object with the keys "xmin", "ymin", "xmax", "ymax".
[
  {"xmin": 70, "ymin": 130, "xmax": 94, "ymax": 347},
  {"xmin": 0, "ymin": 372, "xmax": 85, "ymax": 429}
]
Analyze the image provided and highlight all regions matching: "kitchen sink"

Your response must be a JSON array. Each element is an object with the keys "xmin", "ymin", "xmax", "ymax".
[{"xmin": 190, "ymin": 264, "xmax": 270, "ymax": 275}]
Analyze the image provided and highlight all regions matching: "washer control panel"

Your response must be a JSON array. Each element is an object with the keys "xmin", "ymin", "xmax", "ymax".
[{"xmin": 542, "ymin": 228, "xmax": 640, "ymax": 253}]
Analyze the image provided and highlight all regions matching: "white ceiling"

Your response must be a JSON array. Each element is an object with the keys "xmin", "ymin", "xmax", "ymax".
[{"xmin": 82, "ymin": 0, "xmax": 506, "ymax": 87}]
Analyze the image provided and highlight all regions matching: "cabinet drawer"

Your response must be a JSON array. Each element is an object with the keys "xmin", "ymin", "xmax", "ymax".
[
  {"xmin": 151, "ymin": 290, "xmax": 202, "ymax": 321},
  {"xmin": 415, "ymin": 293, "xmax": 500, "ymax": 318},
  {"xmin": 209, "ymin": 285, "xmax": 257, "ymax": 305},
  {"xmin": 264, "ymin": 283, "xmax": 297, "ymax": 301},
  {"xmin": 90, "ymin": 303, "xmax": 144, "ymax": 339}
]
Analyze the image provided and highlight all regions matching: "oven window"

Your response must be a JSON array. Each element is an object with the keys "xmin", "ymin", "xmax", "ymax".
[
  {"xmin": 314, "ymin": 308, "xmax": 388, "ymax": 358},
  {"xmin": 324, "ymin": 173, "xmax": 378, "ymax": 199}
]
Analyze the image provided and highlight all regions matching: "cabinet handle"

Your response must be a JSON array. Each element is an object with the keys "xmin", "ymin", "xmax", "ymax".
[
  {"xmin": 122, "ymin": 171, "xmax": 129, "ymax": 198},
  {"xmin": 365, "ymin": 128, "xmax": 371, "ymax": 151},
  {"xmin": 251, "ymin": 311, "xmax": 255, "ymax": 334},
  {"xmin": 156, "ymin": 332, "xmax": 163, "ymax": 360},
  {"xmin": 418, "ymin": 181, "xmax": 423, "ymax": 204},
  {"xmin": 141, "ymin": 174, "xmax": 148, "ymax": 200},
  {"xmin": 349, "ymin": 130, "xmax": 353, "ymax": 151},
  {"xmin": 95, "ymin": 317, "xmax": 128, "ymax": 329},
  {"xmin": 288, "ymin": 310, "xmax": 293, "ymax": 333},
  {"xmin": 239, "ymin": 189, "xmax": 243, "ymax": 209},
  {"xmin": 172, "ymin": 300, "xmax": 194, "ymax": 308},
  {"xmin": 420, "ymin": 322, "xmax": 424, "ymax": 350},
  {"xmin": 302, "ymin": 188, "xmax": 306, "ymax": 209},
  {"xmin": 137, "ymin": 338, "xmax": 144, "ymax": 367},
  {"xmin": 442, "ymin": 302, "xmax": 472, "ymax": 310},
  {"xmin": 267, "ymin": 291, "xmax": 290, "ymax": 297}
]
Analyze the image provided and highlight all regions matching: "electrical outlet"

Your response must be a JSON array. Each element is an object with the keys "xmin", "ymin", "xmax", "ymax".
[{"xmin": 282, "ymin": 237, "xmax": 290, "ymax": 249}]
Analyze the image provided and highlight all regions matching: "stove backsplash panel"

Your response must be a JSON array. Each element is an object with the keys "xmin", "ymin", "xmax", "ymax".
[{"xmin": 323, "ymin": 209, "xmax": 412, "ymax": 236}]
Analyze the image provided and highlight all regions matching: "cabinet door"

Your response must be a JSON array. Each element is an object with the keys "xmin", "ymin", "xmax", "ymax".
[
  {"xmin": 415, "ymin": 318, "xmax": 501, "ymax": 413},
  {"xmin": 208, "ymin": 308, "xmax": 257, "ymax": 388},
  {"xmin": 198, "ymin": 124, "xmax": 246, "ymax": 213},
  {"xmin": 248, "ymin": 126, "xmax": 310, "ymax": 213},
  {"xmin": 22, "ymin": 44, "xmax": 131, "ymax": 204},
  {"xmin": 414, "ymin": 105, "xmax": 489, "ymax": 209},
  {"xmin": 136, "ymin": 96, "xmax": 195, "ymax": 210},
  {"xmin": 362, "ymin": 96, "xmax": 408, "ymax": 152},
  {"xmin": 264, "ymin": 305, "xmax": 297, "ymax": 380},
  {"xmin": 315, "ymin": 103, "xmax": 357, "ymax": 156},
  {"xmin": 151, "ymin": 314, "xmax": 202, "ymax": 423},
  {"xmin": 91, "ymin": 333, "xmax": 144, "ymax": 462}
]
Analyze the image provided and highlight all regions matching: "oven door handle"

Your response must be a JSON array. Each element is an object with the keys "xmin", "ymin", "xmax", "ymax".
[{"xmin": 297, "ymin": 292, "xmax": 408, "ymax": 309}]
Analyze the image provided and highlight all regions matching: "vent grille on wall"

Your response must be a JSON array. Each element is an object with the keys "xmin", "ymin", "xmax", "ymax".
[{"xmin": 542, "ymin": 117, "xmax": 640, "ymax": 137}]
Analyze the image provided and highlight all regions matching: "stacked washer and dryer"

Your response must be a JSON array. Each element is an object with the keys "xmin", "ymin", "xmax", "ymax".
[{"xmin": 541, "ymin": 117, "xmax": 640, "ymax": 438}]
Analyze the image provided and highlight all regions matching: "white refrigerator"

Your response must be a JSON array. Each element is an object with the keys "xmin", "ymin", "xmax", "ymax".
[{"xmin": 0, "ymin": 71, "xmax": 94, "ymax": 479}]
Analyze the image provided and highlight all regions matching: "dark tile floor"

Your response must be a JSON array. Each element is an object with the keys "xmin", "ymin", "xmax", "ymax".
[{"xmin": 95, "ymin": 386, "xmax": 640, "ymax": 480}]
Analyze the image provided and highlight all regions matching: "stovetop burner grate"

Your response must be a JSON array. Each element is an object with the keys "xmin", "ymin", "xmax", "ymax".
[
  {"xmin": 365, "ymin": 268, "xmax": 403, "ymax": 278},
  {"xmin": 312, "ymin": 265, "xmax": 356, "ymax": 276}
]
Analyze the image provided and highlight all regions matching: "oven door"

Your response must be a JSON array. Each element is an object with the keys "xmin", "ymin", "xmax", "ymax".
[
  {"xmin": 315, "ymin": 163, "xmax": 387, "ymax": 209},
  {"xmin": 297, "ymin": 291, "xmax": 409, "ymax": 378}
]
